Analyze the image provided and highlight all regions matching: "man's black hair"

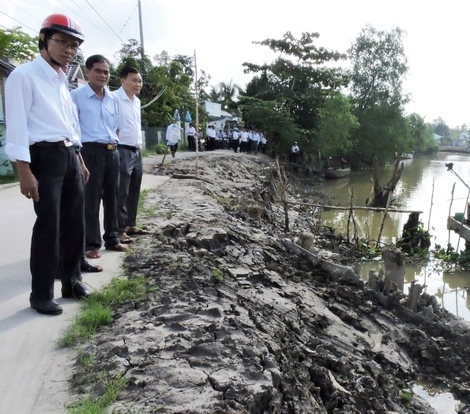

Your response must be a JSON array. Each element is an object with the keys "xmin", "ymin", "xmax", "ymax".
[
  {"xmin": 120, "ymin": 66, "xmax": 140, "ymax": 78},
  {"xmin": 85, "ymin": 54, "xmax": 110, "ymax": 70}
]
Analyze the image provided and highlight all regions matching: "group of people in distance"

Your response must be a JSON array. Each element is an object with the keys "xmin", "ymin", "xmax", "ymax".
[
  {"xmin": 230, "ymin": 127, "xmax": 267, "ymax": 155},
  {"xmin": 183, "ymin": 124, "xmax": 267, "ymax": 155},
  {"xmin": 4, "ymin": 13, "xmax": 148, "ymax": 315}
]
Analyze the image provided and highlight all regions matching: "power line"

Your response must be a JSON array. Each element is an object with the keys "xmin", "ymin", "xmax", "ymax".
[
  {"xmin": 84, "ymin": 0, "xmax": 125, "ymax": 44},
  {"xmin": 7, "ymin": 0, "xmax": 41, "ymax": 24},
  {"xmin": 118, "ymin": 2, "xmax": 138, "ymax": 35},
  {"xmin": 0, "ymin": 10, "xmax": 37, "ymax": 32}
]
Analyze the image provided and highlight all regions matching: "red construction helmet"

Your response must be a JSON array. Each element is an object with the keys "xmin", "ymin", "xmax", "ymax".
[{"xmin": 40, "ymin": 14, "xmax": 84, "ymax": 42}]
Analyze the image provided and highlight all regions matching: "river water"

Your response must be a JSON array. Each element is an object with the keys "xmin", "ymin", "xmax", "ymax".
[
  {"xmin": 319, "ymin": 152, "xmax": 470, "ymax": 322},
  {"xmin": 318, "ymin": 152, "xmax": 470, "ymax": 412}
]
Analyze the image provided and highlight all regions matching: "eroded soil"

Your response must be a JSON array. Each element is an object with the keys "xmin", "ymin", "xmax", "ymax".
[{"xmin": 70, "ymin": 153, "xmax": 470, "ymax": 413}]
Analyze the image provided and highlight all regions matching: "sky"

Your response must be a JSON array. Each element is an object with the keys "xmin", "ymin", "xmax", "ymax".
[{"xmin": 2, "ymin": 0, "xmax": 470, "ymax": 128}]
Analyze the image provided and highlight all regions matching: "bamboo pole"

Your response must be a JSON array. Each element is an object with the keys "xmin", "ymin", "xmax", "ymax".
[
  {"xmin": 273, "ymin": 199, "xmax": 422, "ymax": 214},
  {"xmin": 377, "ymin": 191, "xmax": 392, "ymax": 247},
  {"xmin": 194, "ymin": 50, "xmax": 199, "ymax": 176},
  {"xmin": 447, "ymin": 183, "xmax": 456, "ymax": 246},
  {"xmin": 427, "ymin": 178, "xmax": 435, "ymax": 232}
]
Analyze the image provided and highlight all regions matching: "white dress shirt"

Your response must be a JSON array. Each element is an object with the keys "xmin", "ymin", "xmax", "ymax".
[
  {"xmin": 112, "ymin": 87, "xmax": 142, "ymax": 147},
  {"xmin": 71, "ymin": 84, "xmax": 120, "ymax": 144},
  {"xmin": 5, "ymin": 56, "xmax": 81, "ymax": 163}
]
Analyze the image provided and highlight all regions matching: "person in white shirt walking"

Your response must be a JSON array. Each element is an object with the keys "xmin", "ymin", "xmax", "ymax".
[
  {"xmin": 113, "ymin": 66, "xmax": 149, "ymax": 244},
  {"xmin": 166, "ymin": 120, "xmax": 182, "ymax": 157},
  {"xmin": 5, "ymin": 14, "xmax": 90, "ymax": 315}
]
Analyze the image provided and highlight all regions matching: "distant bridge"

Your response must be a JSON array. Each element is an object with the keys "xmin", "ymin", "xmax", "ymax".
[{"xmin": 438, "ymin": 146, "xmax": 470, "ymax": 154}]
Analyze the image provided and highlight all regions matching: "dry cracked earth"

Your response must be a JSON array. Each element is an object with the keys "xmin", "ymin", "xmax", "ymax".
[{"xmin": 69, "ymin": 153, "xmax": 470, "ymax": 413}]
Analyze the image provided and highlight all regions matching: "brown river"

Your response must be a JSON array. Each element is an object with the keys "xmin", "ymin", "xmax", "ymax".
[
  {"xmin": 320, "ymin": 152, "xmax": 470, "ymax": 322},
  {"xmin": 319, "ymin": 152, "xmax": 470, "ymax": 412}
]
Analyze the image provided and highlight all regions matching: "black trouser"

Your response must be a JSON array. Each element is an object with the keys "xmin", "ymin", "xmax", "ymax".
[
  {"xmin": 117, "ymin": 146, "xmax": 143, "ymax": 232},
  {"xmin": 231, "ymin": 139, "xmax": 239, "ymax": 152},
  {"xmin": 168, "ymin": 143, "xmax": 178, "ymax": 156},
  {"xmin": 81, "ymin": 143, "xmax": 120, "ymax": 251},
  {"xmin": 187, "ymin": 135, "xmax": 196, "ymax": 151},
  {"xmin": 29, "ymin": 143, "xmax": 84, "ymax": 300}
]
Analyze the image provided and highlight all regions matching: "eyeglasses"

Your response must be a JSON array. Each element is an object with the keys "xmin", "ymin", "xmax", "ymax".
[{"xmin": 49, "ymin": 37, "xmax": 81, "ymax": 52}]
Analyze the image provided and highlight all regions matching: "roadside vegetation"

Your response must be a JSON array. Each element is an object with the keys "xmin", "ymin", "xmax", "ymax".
[
  {"xmin": 58, "ymin": 275, "xmax": 148, "ymax": 348},
  {"xmin": 1, "ymin": 23, "xmax": 464, "ymax": 179}
]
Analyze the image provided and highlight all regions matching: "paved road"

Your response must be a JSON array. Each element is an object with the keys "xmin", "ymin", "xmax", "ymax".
[{"xmin": 0, "ymin": 171, "xmax": 169, "ymax": 414}]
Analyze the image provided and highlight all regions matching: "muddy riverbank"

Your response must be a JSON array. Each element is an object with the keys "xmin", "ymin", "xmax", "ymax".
[{"xmin": 70, "ymin": 153, "xmax": 470, "ymax": 413}]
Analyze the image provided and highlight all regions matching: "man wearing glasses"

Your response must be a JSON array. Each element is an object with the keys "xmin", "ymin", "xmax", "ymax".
[{"xmin": 5, "ymin": 14, "xmax": 90, "ymax": 315}]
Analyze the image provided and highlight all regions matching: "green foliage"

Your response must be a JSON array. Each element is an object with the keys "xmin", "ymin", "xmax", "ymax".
[
  {"xmin": 0, "ymin": 175, "xmax": 16, "ymax": 185},
  {"xmin": 348, "ymin": 25, "xmax": 409, "ymax": 110},
  {"xmin": 113, "ymin": 43, "xmax": 201, "ymax": 129},
  {"xmin": 67, "ymin": 373, "xmax": 127, "ymax": 414},
  {"xmin": 400, "ymin": 390, "xmax": 413, "ymax": 404},
  {"xmin": 153, "ymin": 143, "xmax": 170, "ymax": 154},
  {"xmin": 315, "ymin": 91, "xmax": 359, "ymax": 157},
  {"xmin": 397, "ymin": 223, "xmax": 431, "ymax": 258},
  {"xmin": 0, "ymin": 27, "xmax": 37, "ymax": 63},
  {"xmin": 433, "ymin": 244, "xmax": 470, "ymax": 268},
  {"xmin": 407, "ymin": 113, "xmax": 438, "ymax": 155},
  {"xmin": 212, "ymin": 268, "xmax": 225, "ymax": 280},
  {"xmin": 238, "ymin": 96, "xmax": 300, "ymax": 156},
  {"xmin": 242, "ymin": 31, "xmax": 349, "ymax": 157},
  {"xmin": 350, "ymin": 101, "xmax": 412, "ymax": 164},
  {"xmin": 59, "ymin": 276, "xmax": 147, "ymax": 347},
  {"xmin": 348, "ymin": 25, "xmax": 412, "ymax": 164}
]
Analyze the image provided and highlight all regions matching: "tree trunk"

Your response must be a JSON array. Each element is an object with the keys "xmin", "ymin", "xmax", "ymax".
[{"xmin": 370, "ymin": 155, "xmax": 404, "ymax": 207}]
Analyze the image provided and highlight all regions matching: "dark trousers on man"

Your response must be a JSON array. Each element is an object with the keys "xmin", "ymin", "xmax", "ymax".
[
  {"xmin": 81, "ymin": 143, "xmax": 120, "ymax": 251},
  {"xmin": 29, "ymin": 143, "xmax": 84, "ymax": 300},
  {"xmin": 187, "ymin": 135, "xmax": 196, "ymax": 151},
  {"xmin": 117, "ymin": 146, "xmax": 143, "ymax": 232}
]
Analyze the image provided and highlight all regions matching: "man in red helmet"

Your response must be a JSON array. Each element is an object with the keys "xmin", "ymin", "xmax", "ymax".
[{"xmin": 5, "ymin": 14, "xmax": 90, "ymax": 315}]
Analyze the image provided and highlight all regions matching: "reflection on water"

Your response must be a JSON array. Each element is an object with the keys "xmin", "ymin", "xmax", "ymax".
[
  {"xmin": 319, "ymin": 153, "xmax": 470, "ymax": 322},
  {"xmin": 413, "ymin": 383, "xmax": 459, "ymax": 413}
]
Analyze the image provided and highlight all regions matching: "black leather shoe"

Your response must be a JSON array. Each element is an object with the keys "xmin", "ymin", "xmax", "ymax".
[
  {"xmin": 62, "ymin": 281, "xmax": 91, "ymax": 299},
  {"xmin": 30, "ymin": 297, "xmax": 63, "ymax": 315}
]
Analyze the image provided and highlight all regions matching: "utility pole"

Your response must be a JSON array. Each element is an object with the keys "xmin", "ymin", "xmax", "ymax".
[{"xmin": 138, "ymin": 0, "xmax": 145, "ymax": 62}]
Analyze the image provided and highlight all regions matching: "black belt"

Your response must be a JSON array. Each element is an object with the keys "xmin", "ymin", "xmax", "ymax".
[
  {"xmin": 118, "ymin": 145, "xmax": 140, "ymax": 151},
  {"xmin": 83, "ymin": 142, "xmax": 117, "ymax": 150},
  {"xmin": 30, "ymin": 139, "xmax": 74, "ymax": 149}
]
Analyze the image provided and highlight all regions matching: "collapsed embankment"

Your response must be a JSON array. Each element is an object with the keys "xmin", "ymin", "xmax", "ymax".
[{"xmin": 70, "ymin": 153, "xmax": 470, "ymax": 413}]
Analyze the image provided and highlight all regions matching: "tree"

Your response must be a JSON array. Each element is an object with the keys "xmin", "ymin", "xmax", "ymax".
[
  {"xmin": 348, "ymin": 25, "xmax": 409, "ymax": 111},
  {"xmin": 407, "ymin": 113, "xmax": 437, "ymax": 155},
  {"xmin": 348, "ymin": 25, "xmax": 411, "ymax": 163},
  {"xmin": 315, "ymin": 91, "xmax": 358, "ymax": 158},
  {"xmin": 115, "ymin": 39, "xmax": 153, "ymax": 74},
  {"xmin": 0, "ymin": 27, "xmax": 37, "ymax": 63},
  {"xmin": 218, "ymin": 80, "xmax": 243, "ymax": 112},
  {"xmin": 242, "ymin": 31, "xmax": 349, "ymax": 157},
  {"xmin": 238, "ymin": 96, "xmax": 300, "ymax": 158}
]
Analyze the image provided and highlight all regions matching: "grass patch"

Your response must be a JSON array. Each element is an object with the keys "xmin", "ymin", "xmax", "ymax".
[
  {"xmin": 59, "ymin": 276, "xmax": 147, "ymax": 347},
  {"xmin": 67, "ymin": 373, "xmax": 128, "ymax": 414},
  {"xmin": 138, "ymin": 188, "xmax": 158, "ymax": 217},
  {"xmin": 0, "ymin": 175, "xmax": 17, "ymax": 185}
]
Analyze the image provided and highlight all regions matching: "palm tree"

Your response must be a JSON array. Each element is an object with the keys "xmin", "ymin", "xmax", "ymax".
[
  {"xmin": 208, "ymin": 85, "xmax": 222, "ymax": 103},
  {"xmin": 218, "ymin": 80, "xmax": 243, "ymax": 111}
]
